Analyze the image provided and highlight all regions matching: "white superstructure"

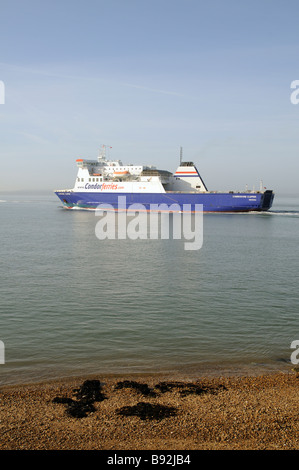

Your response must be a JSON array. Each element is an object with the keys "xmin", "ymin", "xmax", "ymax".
[{"xmin": 72, "ymin": 146, "xmax": 207, "ymax": 194}]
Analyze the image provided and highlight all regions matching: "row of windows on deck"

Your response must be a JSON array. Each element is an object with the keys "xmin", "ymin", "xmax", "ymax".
[{"xmin": 77, "ymin": 177, "xmax": 102, "ymax": 183}]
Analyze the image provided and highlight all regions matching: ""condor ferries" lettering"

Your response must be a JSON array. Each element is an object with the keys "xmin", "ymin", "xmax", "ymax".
[
  {"xmin": 85, "ymin": 183, "xmax": 102, "ymax": 190},
  {"xmin": 101, "ymin": 183, "xmax": 119, "ymax": 191}
]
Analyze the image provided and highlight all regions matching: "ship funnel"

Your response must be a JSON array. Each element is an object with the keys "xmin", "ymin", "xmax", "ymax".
[{"xmin": 174, "ymin": 162, "xmax": 208, "ymax": 192}]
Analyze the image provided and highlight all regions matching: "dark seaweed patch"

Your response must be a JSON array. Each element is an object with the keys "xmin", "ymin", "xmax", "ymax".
[
  {"xmin": 114, "ymin": 380, "xmax": 156, "ymax": 397},
  {"xmin": 155, "ymin": 381, "xmax": 227, "ymax": 396},
  {"xmin": 154, "ymin": 381, "xmax": 185, "ymax": 393},
  {"xmin": 65, "ymin": 400, "xmax": 96, "ymax": 419},
  {"xmin": 52, "ymin": 396, "xmax": 74, "ymax": 405},
  {"xmin": 73, "ymin": 379, "xmax": 106, "ymax": 402},
  {"xmin": 116, "ymin": 402, "xmax": 177, "ymax": 420},
  {"xmin": 52, "ymin": 379, "xmax": 106, "ymax": 419}
]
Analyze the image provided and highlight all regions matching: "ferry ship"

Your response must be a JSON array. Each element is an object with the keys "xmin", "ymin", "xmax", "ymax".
[{"xmin": 54, "ymin": 146, "xmax": 274, "ymax": 212}]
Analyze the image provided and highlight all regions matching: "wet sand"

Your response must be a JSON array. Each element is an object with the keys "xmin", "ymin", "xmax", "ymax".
[{"xmin": 0, "ymin": 371, "xmax": 298, "ymax": 450}]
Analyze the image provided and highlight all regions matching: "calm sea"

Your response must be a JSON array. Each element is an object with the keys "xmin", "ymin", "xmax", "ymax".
[{"xmin": 0, "ymin": 192, "xmax": 298, "ymax": 385}]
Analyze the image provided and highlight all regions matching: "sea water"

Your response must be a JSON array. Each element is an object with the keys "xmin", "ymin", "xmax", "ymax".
[{"xmin": 0, "ymin": 193, "xmax": 298, "ymax": 385}]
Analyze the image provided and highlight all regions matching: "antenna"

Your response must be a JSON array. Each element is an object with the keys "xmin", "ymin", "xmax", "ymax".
[
  {"xmin": 260, "ymin": 179, "xmax": 263, "ymax": 192},
  {"xmin": 98, "ymin": 145, "xmax": 112, "ymax": 162},
  {"xmin": 98, "ymin": 145, "xmax": 105, "ymax": 161},
  {"xmin": 180, "ymin": 146, "xmax": 183, "ymax": 165}
]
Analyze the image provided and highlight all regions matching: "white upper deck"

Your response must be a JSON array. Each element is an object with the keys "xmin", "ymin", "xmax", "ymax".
[{"xmin": 67, "ymin": 146, "xmax": 208, "ymax": 194}]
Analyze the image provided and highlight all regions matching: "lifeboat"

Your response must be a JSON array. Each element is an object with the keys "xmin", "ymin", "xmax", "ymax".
[{"xmin": 113, "ymin": 170, "xmax": 130, "ymax": 178}]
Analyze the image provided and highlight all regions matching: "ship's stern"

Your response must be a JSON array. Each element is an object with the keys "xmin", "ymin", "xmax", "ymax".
[{"xmin": 260, "ymin": 190, "xmax": 274, "ymax": 211}]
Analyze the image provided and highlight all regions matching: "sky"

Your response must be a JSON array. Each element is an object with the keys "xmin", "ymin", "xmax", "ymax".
[{"xmin": 1, "ymin": 0, "xmax": 299, "ymax": 196}]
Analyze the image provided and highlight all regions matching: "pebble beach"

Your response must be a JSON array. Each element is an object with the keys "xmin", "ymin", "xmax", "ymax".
[{"xmin": 1, "ymin": 370, "xmax": 298, "ymax": 450}]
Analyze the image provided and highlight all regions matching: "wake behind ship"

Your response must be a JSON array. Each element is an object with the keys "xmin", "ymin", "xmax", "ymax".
[{"xmin": 54, "ymin": 146, "xmax": 274, "ymax": 212}]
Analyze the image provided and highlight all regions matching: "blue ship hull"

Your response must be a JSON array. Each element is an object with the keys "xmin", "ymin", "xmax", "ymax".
[{"xmin": 55, "ymin": 190, "xmax": 274, "ymax": 212}]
